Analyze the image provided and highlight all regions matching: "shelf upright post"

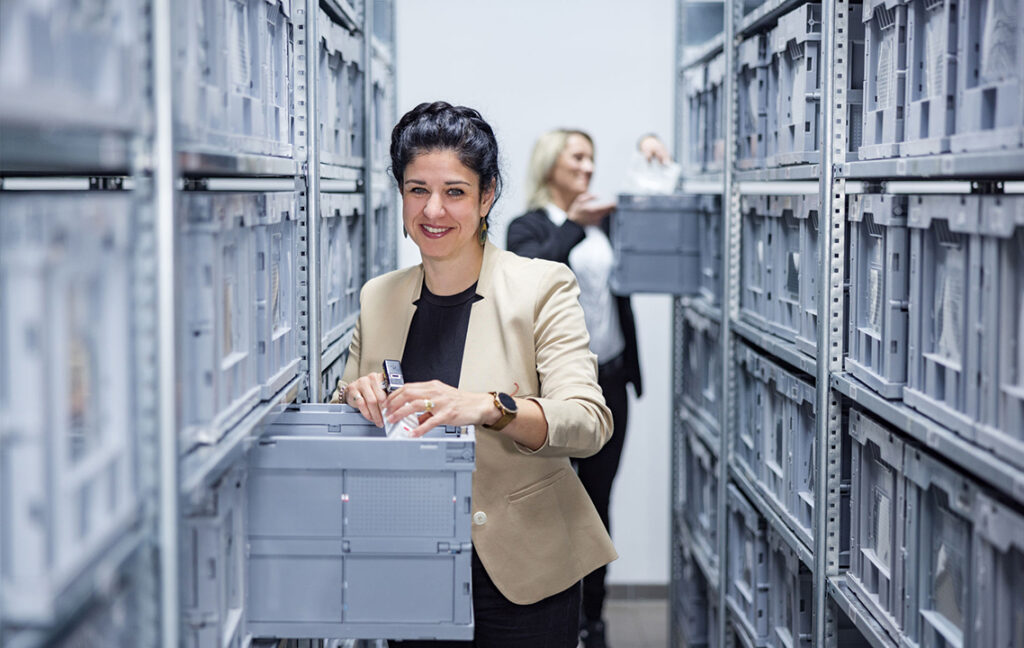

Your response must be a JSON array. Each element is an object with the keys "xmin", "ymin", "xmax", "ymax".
[{"xmin": 305, "ymin": 0, "xmax": 323, "ymax": 402}]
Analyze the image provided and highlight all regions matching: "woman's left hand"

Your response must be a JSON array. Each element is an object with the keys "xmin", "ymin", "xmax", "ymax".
[{"xmin": 383, "ymin": 380, "xmax": 495, "ymax": 438}]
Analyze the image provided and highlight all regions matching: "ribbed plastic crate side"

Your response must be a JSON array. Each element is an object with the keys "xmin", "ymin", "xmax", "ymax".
[
  {"xmin": 609, "ymin": 194, "xmax": 702, "ymax": 296},
  {"xmin": 846, "ymin": 194, "xmax": 911, "ymax": 399},
  {"xmin": 0, "ymin": 0, "xmax": 143, "ymax": 133},
  {"xmin": 902, "ymin": 446, "xmax": 979, "ymax": 648},
  {"xmin": 860, "ymin": 1, "xmax": 909, "ymax": 159},
  {"xmin": 704, "ymin": 53, "xmax": 727, "ymax": 173},
  {"xmin": 904, "ymin": 194, "xmax": 984, "ymax": 438},
  {"xmin": 766, "ymin": 194, "xmax": 803, "ymax": 341},
  {"xmin": 740, "ymin": 195, "xmax": 773, "ymax": 330},
  {"xmin": 768, "ymin": 3, "xmax": 823, "ymax": 167},
  {"xmin": 319, "ymin": 192, "xmax": 366, "ymax": 349},
  {"xmin": 182, "ymin": 466, "xmax": 247, "ymax": 648},
  {"xmin": 951, "ymin": 0, "xmax": 1024, "ymax": 152},
  {"xmin": 261, "ymin": 0, "xmax": 296, "ymax": 156},
  {"xmin": 903, "ymin": 0, "xmax": 959, "ymax": 156},
  {"xmin": 318, "ymin": 12, "xmax": 366, "ymax": 168},
  {"xmin": 771, "ymin": 363, "xmax": 818, "ymax": 548},
  {"xmin": 735, "ymin": 342, "xmax": 769, "ymax": 484},
  {"xmin": 846, "ymin": 409, "xmax": 907, "ymax": 641},
  {"xmin": 698, "ymin": 194, "xmax": 723, "ymax": 304},
  {"xmin": 674, "ymin": 542, "xmax": 711, "ymax": 648},
  {"xmin": 795, "ymin": 194, "xmax": 821, "ymax": 357},
  {"xmin": 766, "ymin": 527, "xmax": 813, "ymax": 648},
  {"xmin": 737, "ymin": 34, "xmax": 770, "ymax": 170},
  {"xmin": 977, "ymin": 195, "xmax": 1024, "ymax": 469},
  {"xmin": 173, "ymin": 0, "xmax": 229, "ymax": 145},
  {"xmin": 371, "ymin": 62, "xmax": 396, "ymax": 172},
  {"xmin": 253, "ymin": 192, "xmax": 301, "ymax": 399},
  {"xmin": 971, "ymin": 491, "xmax": 1024, "ymax": 648},
  {"xmin": 682, "ymin": 64, "xmax": 709, "ymax": 174},
  {"xmin": 681, "ymin": 305, "xmax": 721, "ymax": 435},
  {"xmin": 686, "ymin": 431, "xmax": 720, "ymax": 579},
  {"xmin": 179, "ymin": 193, "xmax": 262, "ymax": 448},
  {"xmin": 726, "ymin": 485, "xmax": 771, "ymax": 644},
  {"xmin": 0, "ymin": 193, "xmax": 139, "ymax": 625},
  {"xmin": 370, "ymin": 187, "xmax": 398, "ymax": 279}
]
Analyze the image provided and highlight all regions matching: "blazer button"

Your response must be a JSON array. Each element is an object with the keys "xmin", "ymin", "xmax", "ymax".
[{"xmin": 472, "ymin": 511, "xmax": 487, "ymax": 526}]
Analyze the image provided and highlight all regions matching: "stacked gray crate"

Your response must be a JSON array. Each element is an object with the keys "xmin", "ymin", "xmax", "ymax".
[
  {"xmin": 726, "ymin": 485, "xmax": 770, "ymax": 646},
  {"xmin": 684, "ymin": 430, "xmax": 720, "ymax": 581},
  {"xmin": 698, "ymin": 194, "xmax": 724, "ymax": 304},
  {"xmin": 318, "ymin": 11, "xmax": 365, "ymax": 168},
  {"xmin": 903, "ymin": 0, "xmax": 958, "ymax": 155},
  {"xmin": 860, "ymin": 0, "xmax": 908, "ymax": 159},
  {"xmin": 682, "ymin": 63, "xmax": 709, "ymax": 175},
  {"xmin": 320, "ymin": 192, "xmax": 366, "ymax": 349},
  {"xmin": 846, "ymin": 409, "xmax": 907, "ymax": 642},
  {"xmin": 182, "ymin": 465, "xmax": 248, "ymax": 648},
  {"xmin": 795, "ymin": 192, "xmax": 821, "ymax": 356},
  {"xmin": 704, "ymin": 53, "xmax": 727, "ymax": 172},
  {"xmin": 674, "ymin": 543, "xmax": 712, "ymax": 647},
  {"xmin": 0, "ymin": 193, "xmax": 140, "ymax": 625},
  {"xmin": 766, "ymin": 194, "xmax": 804, "ymax": 342},
  {"xmin": 767, "ymin": 4, "xmax": 822, "ymax": 166},
  {"xmin": 737, "ymin": 34, "xmax": 770, "ymax": 170},
  {"xmin": 681, "ymin": 305, "xmax": 722, "ymax": 436},
  {"xmin": 735, "ymin": 341, "xmax": 766, "ymax": 483},
  {"xmin": 609, "ymin": 194, "xmax": 702, "ymax": 295},
  {"xmin": 846, "ymin": 194, "xmax": 910, "ymax": 399},
  {"xmin": 977, "ymin": 195, "xmax": 1024, "ymax": 469},
  {"xmin": 766, "ymin": 526, "xmax": 813, "ymax": 648},
  {"xmin": 951, "ymin": 0, "xmax": 1024, "ymax": 152},
  {"xmin": 740, "ymin": 194, "xmax": 773, "ymax": 329},
  {"xmin": 971, "ymin": 491, "xmax": 1024, "ymax": 648},
  {"xmin": 370, "ymin": 186, "xmax": 398, "ymax": 279},
  {"xmin": 247, "ymin": 405, "xmax": 474, "ymax": 641}
]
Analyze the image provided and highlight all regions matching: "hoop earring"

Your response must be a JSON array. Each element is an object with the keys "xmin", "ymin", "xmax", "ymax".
[{"xmin": 478, "ymin": 219, "xmax": 488, "ymax": 246}]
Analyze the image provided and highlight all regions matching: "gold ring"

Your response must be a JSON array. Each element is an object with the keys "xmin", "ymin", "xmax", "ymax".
[
  {"xmin": 424, "ymin": 398, "xmax": 434, "ymax": 412},
  {"xmin": 352, "ymin": 392, "xmax": 362, "ymax": 402}
]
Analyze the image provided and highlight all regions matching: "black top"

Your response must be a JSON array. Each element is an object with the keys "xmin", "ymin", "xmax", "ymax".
[
  {"xmin": 400, "ymin": 279, "xmax": 483, "ymax": 387},
  {"xmin": 507, "ymin": 208, "xmax": 643, "ymax": 397}
]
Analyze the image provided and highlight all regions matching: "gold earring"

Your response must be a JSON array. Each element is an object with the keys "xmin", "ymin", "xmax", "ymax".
[{"xmin": 478, "ymin": 219, "xmax": 488, "ymax": 245}]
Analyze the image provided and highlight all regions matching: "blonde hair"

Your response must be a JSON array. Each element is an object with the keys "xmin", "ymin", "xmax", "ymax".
[{"xmin": 524, "ymin": 129, "xmax": 594, "ymax": 210}]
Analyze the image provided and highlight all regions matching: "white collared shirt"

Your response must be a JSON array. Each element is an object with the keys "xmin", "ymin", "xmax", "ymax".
[{"xmin": 546, "ymin": 203, "xmax": 625, "ymax": 364}]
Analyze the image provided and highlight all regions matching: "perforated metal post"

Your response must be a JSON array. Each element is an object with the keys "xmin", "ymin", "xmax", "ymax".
[{"xmin": 304, "ymin": 0, "xmax": 322, "ymax": 402}]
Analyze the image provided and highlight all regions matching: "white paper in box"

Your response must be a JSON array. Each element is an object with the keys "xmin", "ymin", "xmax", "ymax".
[{"xmin": 903, "ymin": 0, "xmax": 959, "ymax": 156}]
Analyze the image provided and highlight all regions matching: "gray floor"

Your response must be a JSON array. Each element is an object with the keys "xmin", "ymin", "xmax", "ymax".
[{"xmin": 600, "ymin": 598, "xmax": 669, "ymax": 648}]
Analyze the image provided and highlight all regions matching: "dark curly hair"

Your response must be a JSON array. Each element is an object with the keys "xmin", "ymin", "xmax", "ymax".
[{"xmin": 390, "ymin": 101, "xmax": 504, "ymax": 225}]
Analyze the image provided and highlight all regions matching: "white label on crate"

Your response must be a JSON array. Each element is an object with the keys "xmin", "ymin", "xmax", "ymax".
[
  {"xmin": 935, "ymin": 249, "xmax": 964, "ymax": 363},
  {"xmin": 924, "ymin": 15, "xmax": 945, "ymax": 98},
  {"xmin": 980, "ymin": 0, "xmax": 1018, "ymax": 83},
  {"xmin": 878, "ymin": 36, "xmax": 894, "ymax": 109},
  {"xmin": 931, "ymin": 504, "xmax": 968, "ymax": 631},
  {"xmin": 868, "ymin": 264, "xmax": 883, "ymax": 332},
  {"xmin": 870, "ymin": 483, "xmax": 893, "ymax": 570}
]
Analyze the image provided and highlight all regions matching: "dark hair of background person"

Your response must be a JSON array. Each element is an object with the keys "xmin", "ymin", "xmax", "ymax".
[{"xmin": 389, "ymin": 101, "xmax": 504, "ymax": 226}]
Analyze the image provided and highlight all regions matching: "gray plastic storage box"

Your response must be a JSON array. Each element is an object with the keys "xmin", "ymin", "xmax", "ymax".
[
  {"xmin": 320, "ymin": 192, "xmax": 366, "ymax": 349},
  {"xmin": 684, "ymin": 431, "xmax": 720, "ymax": 581},
  {"xmin": 682, "ymin": 64, "xmax": 709, "ymax": 175},
  {"xmin": 0, "ymin": 0, "xmax": 143, "ymax": 136},
  {"xmin": 796, "ymin": 193, "xmax": 822, "ymax": 357},
  {"xmin": 609, "ymin": 194, "xmax": 702, "ymax": 296},
  {"xmin": 254, "ymin": 192, "xmax": 301, "ymax": 399},
  {"xmin": 951, "ymin": 0, "xmax": 1024, "ymax": 153},
  {"xmin": 971, "ymin": 491, "xmax": 1024, "ymax": 648},
  {"xmin": 698, "ymin": 194, "xmax": 724, "ymax": 305},
  {"xmin": 766, "ymin": 527, "xmax": 813, "ymax": 648},
  {"xmin": 905, "ymin": 195, "xmax": 984, "ymax": 439},
  {"xmin": 726, "ymin": 485, "xmax": 770, "ymax": 645},
  {"xmin": 735, "ymin": 343, "xmax": 768, "ymax": 484},
  {"xmin": 370, "ymin": 187, "xmax": 398, "ymax": 279},
  {"xmin": 766, "ymin": 194, "xmax": 805, "ymax": 343},
  {"xmin": 318, "ymin": 11, "xmax": 366, "ymax": 168},
  {"xmin": 768, "ymin": 4, "xmax": 823, "ymax": 166},
  {"xmin": 673, "ymin": 542, "xmax": 711, "ymax": 648},
  {"xmin": 902, "ymin": 446, "xmax": 978, "ymax": 648},
  {"xmin": 0, "ymin": 193, "xmax": 139, "ymax": 625},
  {"xmin": 846, "ymin": 409, "xmax": 907, "ymax": 642},
  {"xmin": 179, "ymin": 192, "xmax": 264, "ymax": 448},
  {"xmin": 681, "ymin": 305, "xmax": 722, "ymax": 436},
  {"xmin": 371, "ymin": 63, "xmax": 396, "ymax": 171},
  {"xmin": 860, "ymin": 0, "xmax": 909, "ymax": 160},
  {"xmin": 737, "ymin": 34, "xmax": 770, "ymax": 170},
  {"xmin": 182, "ymin": 465, "xmax": 247, "ymax": 648},
  {"xmin": 247, "ymin": 405, "xmax": 475, "ymax": 641},
  {"xmin": 903, "ymin": 0, "xmax": 958, "ymax": 156},
  {"xmin": 846, "ymin": 194, "xmax": 911, "ymax": 399},
  {"xmin": 977, "ymin": 195, "xmax": 1024, "ymax": 469},
  {"xmin": 740, "ymin": 194, "xmax": 773, "ymax": 330},
  {"xmin": 704, "ymin": 53, "xmax": 727, "ymax": 173}
]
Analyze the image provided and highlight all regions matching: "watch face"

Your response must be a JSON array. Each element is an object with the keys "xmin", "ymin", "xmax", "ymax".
[{"xmin": 497, "ymin": 392, "xmax": 517, "ymax": 411}]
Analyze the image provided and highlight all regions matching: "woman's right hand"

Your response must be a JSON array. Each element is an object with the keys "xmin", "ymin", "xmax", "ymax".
[
  {"xmin": 567, "ymin": 192, "xmax": 616, "ymax": 227},
  {"xmin": 342, "ymin": 371, "xmax": 389, "ymax": 427}
]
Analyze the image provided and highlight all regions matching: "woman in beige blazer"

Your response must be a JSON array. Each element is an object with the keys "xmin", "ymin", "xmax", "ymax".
[{"xmin": 331, "ymin": 101, "xmax": 616, "ymax": 647}]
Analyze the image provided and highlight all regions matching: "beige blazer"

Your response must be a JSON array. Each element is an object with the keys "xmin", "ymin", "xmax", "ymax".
[{"xmin": 342, "ymin": 241, "xmax": 618, "ymax": 604}]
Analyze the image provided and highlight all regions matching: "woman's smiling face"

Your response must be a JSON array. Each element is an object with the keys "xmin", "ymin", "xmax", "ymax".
[{"xmin": 402, "ymin": 148, "xmax": 494, "ymax": 265}]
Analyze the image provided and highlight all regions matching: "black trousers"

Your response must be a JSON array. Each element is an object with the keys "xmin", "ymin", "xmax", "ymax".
[
  {"xmin": 395, "ymin": 551, "xmax": 581, "ymax": 648},
  {"xmin": 576, "ymin": 356, "xmax": 630, "ymax": 623}
]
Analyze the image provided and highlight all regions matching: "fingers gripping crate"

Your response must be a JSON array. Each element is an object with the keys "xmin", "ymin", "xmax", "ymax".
[
  {"xmin": 860, "ymin": 1, "xmax": 910, "ymax": 160},
  {"xmin": 684, "ymin": 431, "xmax": 720, "ymax": 580},
  {"xmin": 738, "ymin": 34, "xmax": 771, "ymax": 170},
  {"xmin": 903, "ymin": 0, "xmax": 959, "ymax": 156},
  {"xmin": 182, "ymin": 465, "xmax": 247, "ymax": 648},
  {"xmin": 681, "ymin": 305, "xmax": 721, "ymax": 436},
  {"xmin": 846, "ymin": 194, "xmax": 911, "ymax": 399},
  {"xmin": 246, "ymin": 405, "xmax": 475, "ymax": 641},
  {"xmin": 766, "ymin": 527, "xmax": 813, "ymax": 648},
  {"xmin": 904, "ymin": 195, "xmax": 984, "ymax": 440},
  {"xmin": 768, "ymin": 4, "xmax": 823, "ymax": 167},
  {"xmin": 971, "ymin": 491, "xmax": 1024, "ymax": 648},
  {"xmin": 320, "ymin": 192, "xmax": 366, "ymax": 349},
  {"xmin": 253, "ymin": 192, "xmax": 301, "ymax": 399},
  {"xmin": 682, "ymin": 64, "xmax": 709, "ymax": 175},
  {"xmin": 0, "ymin": 193, "xmax": 138, "ymax": 624},
  {"xmin": 609, "ymin": 194, "xmax": 702, "ymax": 296},
  {"xmin": 795, "ymin": 193, "xmax": 822, "ymax": 357},
  {"xmin": 0, "ymin": 0, "xmax": 143, "ymax": 134},
  {"xmin": 846, "ymin": 409, "xmax": 908, "ymax": 641},
  {"xmin": 318, "ymin": 11, "xmax": 366, "ymax": 168},
  {"xmin": 179, "ymin": 193, "xmax": 268, "ymax": 449},
  {"xmin": 951, "ymin": 0, "xmax": 1024, "ymax": 153},
  {"xmin": 977, "ymin": 195, "xmax": 1024, "ymax": 470},
  {"xmin": 740, "ymin": 194, "xmax": 773, "ymax": 330},
  {"xmin": 726, "ymin": 485, "xmax": 771, "ymax": 645},
  {"xmin": 698, "ymin": 194, "xmax": 723, "ymax": 305}
]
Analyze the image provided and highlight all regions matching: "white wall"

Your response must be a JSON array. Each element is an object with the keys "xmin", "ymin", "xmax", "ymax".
[{"xmin": 394, "ymin": 0, "xmax": 674, "ymax": 585}]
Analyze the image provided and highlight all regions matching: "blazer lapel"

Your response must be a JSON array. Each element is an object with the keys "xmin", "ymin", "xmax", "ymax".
[
  {"xmin": 363, "ymin": 264, "xmax": 423, "ymax": 373},
  {"xmin": 459, "ymin": 242, "xmax": 501, "ymax": 392}
]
